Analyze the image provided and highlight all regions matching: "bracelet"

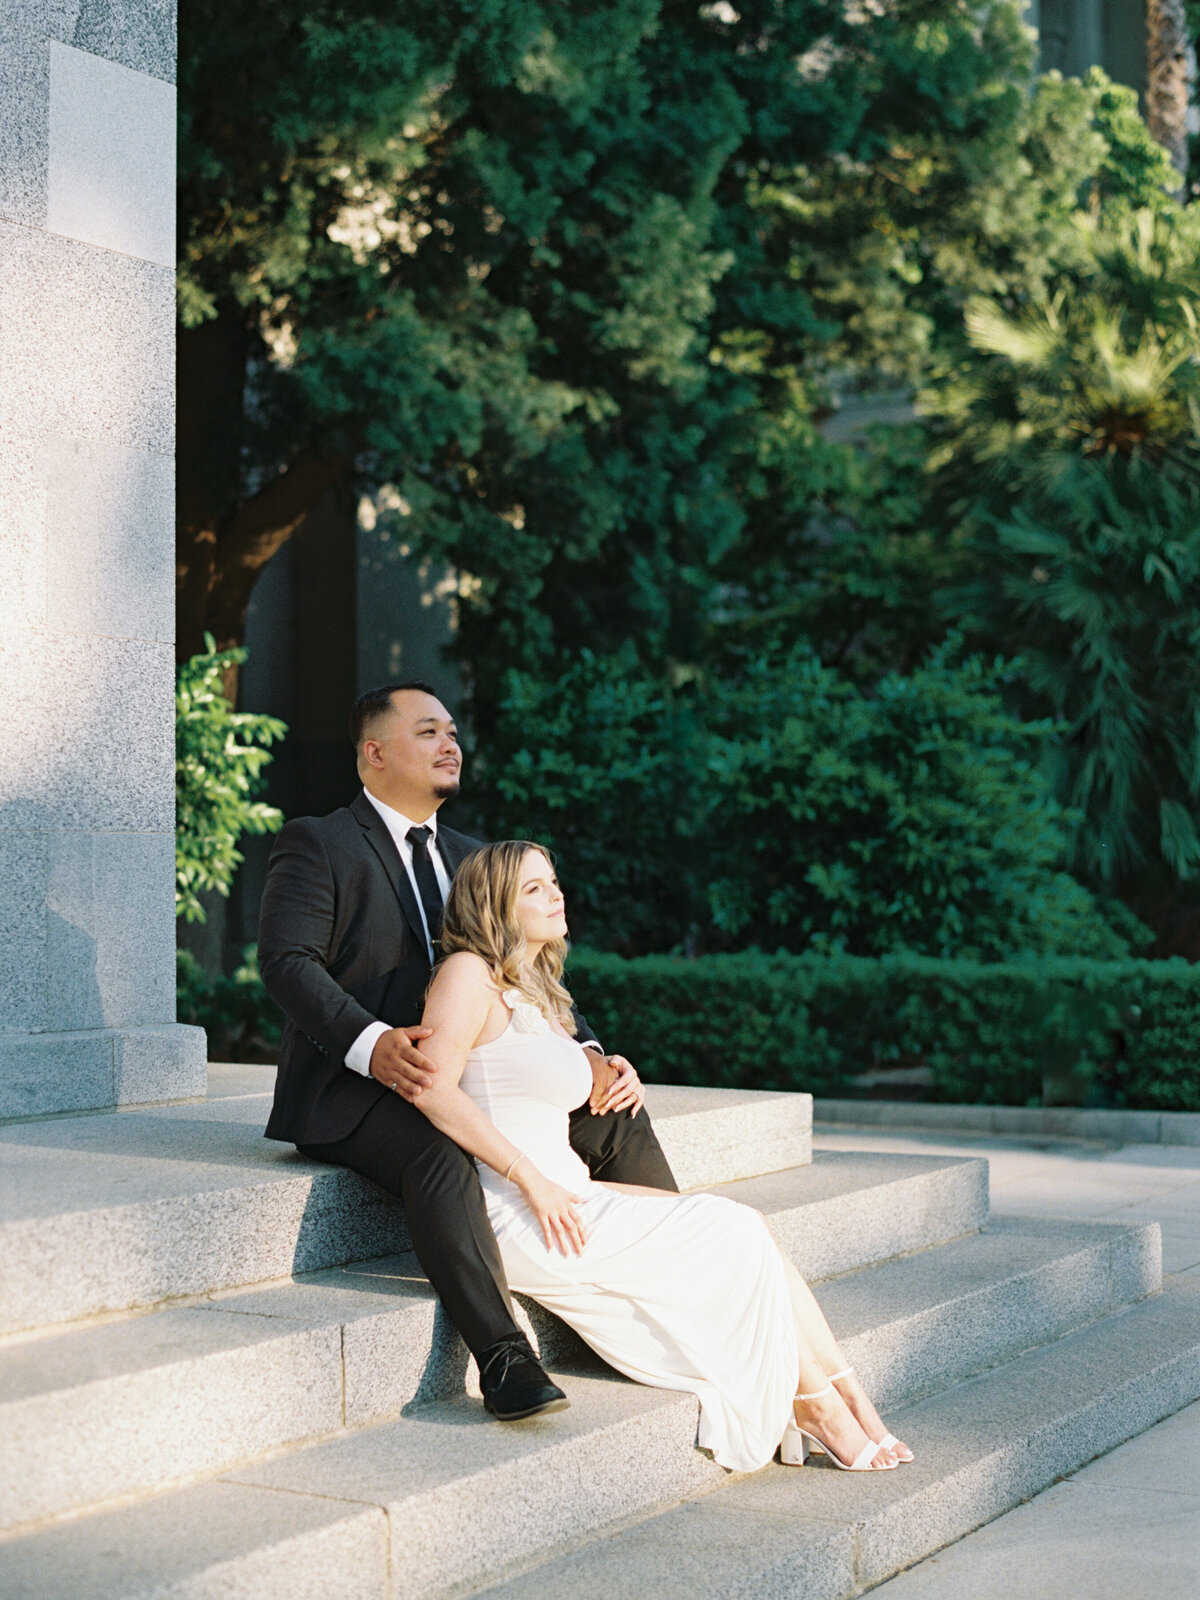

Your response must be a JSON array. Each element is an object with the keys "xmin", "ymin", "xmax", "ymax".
[{"xmin": 504, "ymin": 1153, "xmax": 526, "ymax": 1183}]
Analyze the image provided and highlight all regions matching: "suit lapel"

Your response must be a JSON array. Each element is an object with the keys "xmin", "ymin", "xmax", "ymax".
[
  {"xmin": 435, "ymin": 825, "xmax": 478, "ymax": 878},
  {"xmin": 351, "ymin": 791, "xmax": 428, "ymax": 955}
]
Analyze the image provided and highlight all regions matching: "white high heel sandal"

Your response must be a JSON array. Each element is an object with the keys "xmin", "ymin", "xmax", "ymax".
[
  {"xmin": 780, "ymin": 1382, "xmax": 897, "ymax": 1471},
  {"xmin": 820, "ymin": 1365, "xmax": 912, "ymax": 1462}
]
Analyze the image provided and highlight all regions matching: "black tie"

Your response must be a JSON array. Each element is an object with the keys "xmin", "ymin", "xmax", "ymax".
[{"xmin": 406, "ymin": 826, "xmax": 445, "ymax": 953}]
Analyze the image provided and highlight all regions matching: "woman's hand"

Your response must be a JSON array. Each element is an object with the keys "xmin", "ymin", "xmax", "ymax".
[
  {"xmin": 514, "ymin": 1164, "xmax": 588, "ymax": 1256},
  {"xmin": 587, "ymin": 1052, "xmax": 645, "ymax": 1118}
]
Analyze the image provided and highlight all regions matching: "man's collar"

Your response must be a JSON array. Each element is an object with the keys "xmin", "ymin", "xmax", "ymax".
[{"xmin": 361, "ymin": 787, "xmax": 439, "ymax": 836}]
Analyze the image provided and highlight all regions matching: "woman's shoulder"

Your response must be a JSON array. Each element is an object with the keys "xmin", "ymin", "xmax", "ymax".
[{"xmin": 434, "ymin": 949, "xmax": 501, "ymax": 993}]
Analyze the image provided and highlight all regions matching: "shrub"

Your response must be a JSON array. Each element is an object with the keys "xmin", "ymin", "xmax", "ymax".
[
  {"xmin": 176, "ymin": 947, "xmax": 283, "ymax": 1064},
  {"xmin": 567, "ymin": 947, "xmax": 1200, "ymax": 1111},
  {"xmin": 180, "ymin": 941, "xmax": 1200, "ymax": 1113},
  {"xmin": 475, "ymin": 641, "xmax": 1142, "ymax": 961},
  {"xmin": 176, "ymin": 637, "xmax": 287, "ymax": 923}
]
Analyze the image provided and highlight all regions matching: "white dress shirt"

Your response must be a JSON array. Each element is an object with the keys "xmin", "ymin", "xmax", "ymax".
[
  {"xmin": 344, "ymin": 790, "xmax": 453, "ymax": 1075},
  {"xmin": 344, "ymin": 788, "xmax": 600, "ymax": 1077}
]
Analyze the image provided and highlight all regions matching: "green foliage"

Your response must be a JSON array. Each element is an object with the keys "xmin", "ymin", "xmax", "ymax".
[
  {"xmin": 177, "ymin": 946, "xmax": 283, "ymax": 1061},
  {"xmin": 180, "ymin": 5, "xmax": 1169, "ymax": 689},
  {"xmin": 173, "ymin": 940, "xmax": 1200, "ymax": 1111},
  {"xmin": 180, "ymin": 3, "xmax": 1193, "ymax": 954},
  {"xmin": 926, "ymin": 206, "xmax": 1200, "ymax": 896},
  {"xmin": 176, "ymin": 639, "xmax": 287, "ymax": 922},
  {"xmin": 566, "ymin": 947, "xmax": 1200, "ymax": 1111},
  {"xmin": 476, "ymin": 640, "xmax": 1142, "ymax": 961}
]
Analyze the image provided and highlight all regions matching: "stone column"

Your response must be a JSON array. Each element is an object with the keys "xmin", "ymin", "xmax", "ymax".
[{"xmin": 0, "ymin": 3, "xmax": 206, "ymax": 1118}]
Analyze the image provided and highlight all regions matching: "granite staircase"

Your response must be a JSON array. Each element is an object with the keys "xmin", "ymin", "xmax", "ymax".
[{"xmin": 0, "ymin": 1065, "xmax": 1197, "ymax": 1599}]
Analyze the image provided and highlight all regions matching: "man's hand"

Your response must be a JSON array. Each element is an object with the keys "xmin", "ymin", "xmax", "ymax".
[
  {"xmin": 584, "ymin": 1049, "xmax": 645, "ymax": 1118},
  {"xmin": 369, "ymin": 1026, "xmax": 436, "ymax": 1102}
]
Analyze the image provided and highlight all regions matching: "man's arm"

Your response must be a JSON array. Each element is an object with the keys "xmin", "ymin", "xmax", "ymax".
[
  {"xmin": 571, "ymin": 1004, "xmax": 601, "ymax": 1054},
  {"xmin": 258, "ymin": 819, "xmax": 381, "ymax": 1062}
]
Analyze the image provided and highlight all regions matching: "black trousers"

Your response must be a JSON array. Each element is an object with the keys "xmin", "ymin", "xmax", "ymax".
[{"xmin": 297, "ymin": 1093, "xmax": 678, "ymax": 1360}]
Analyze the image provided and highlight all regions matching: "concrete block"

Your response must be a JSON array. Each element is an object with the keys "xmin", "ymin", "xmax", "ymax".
[
  {"xmin": 45, "ymin": 434, "xmax": 174, "ymax": 641},
  {"xmin": 47, "ymin": 41, "xmax": 174, "ymax": 266},
  {"xmin": 0, "ymin": 1113, "xmax": 413, "ymax": 1333},
  {"xmin": 0, "ymin": 631, "xmax": 175, "ymax": 831},
  {"xmin": 820, "ymin": 1217, "xmax": 1161, "ymax": 1410},
  {"xmin": 306, "ymin": 1258, "xmax": 592, "ymax": 1423},
  {"xmin": 0, "ymin": 427, "xmax": 49, "ymax": 631},
  {"xmin": 815, "ymin": 1097, "xmax": 1200, "ymax": 1149},
  {"xmin": 0, "ymin": 1029, "xmax": 113, "ymax": 1119},
  {"xmin": 647, "ymin": 1084, "xmax": 811, "ymax": 1187},
  {"xmin": 0, "ymin": 1026, "xmax": 199, "ymax": 1123},
  {"xmin": 226, "ymin": 1373, "xmax": 723, "ymax": 1600},
  {"xmin": 0, "ymin": 1308, "xmax": 343, "ymax": 1532},
  {"xmin": 0, "ymin": 19, "xmax": 48, "ymax": 228},
  {"xmin": 72, "ymin": 1, "xmax": 177, "ymax": 84},
  {"xmin": 1069, "ymin": 1394, "xmax": 1200, "ymax": 1494},
  {"xmin": 490, "ymin": 1277, "xmax": 1200, "ymax": 1600},
  {"xmin": 114, "ymin": 1025, "xmax": 208, "ymax": 1104},
  {"xmin": 0, "ymin": 830, "xmax": 47, "ymax": 1035},
  {"xmin": 205, "ymin": 1061, "xmax": 277, "ymax": 1098},
  {"xmin": 4, "ymin": 5, "xmax": 85, "ymax": 46},
  {"xmin": 0, "ymin": 1108, "xmax": 985, "ymax": 1333},
  {"xmin": 0, "ymin": 1479, "xmax": 387, "ymax": 1600},
  {"xmin": 717, "ymin": 1151, "xmax": 989, "ymax": 1283},
  {"xmin": 472, "ymin": 1500, "xmax": 858, "ymax": 1600},
  {"xmin": 0, "ymin": 222, "xmax": 173, "ymax": 452},
  {"xmin": 815, "ymin": 1099, "xmax": 996, "ymax": 1134},
  {"xmin": 46, "ymin": 832, "xmax": 178, "ymax": 1031},
  {"xmin": 1164, "ymin": 1112, "xmax": 1200, "ymax": 1147}
]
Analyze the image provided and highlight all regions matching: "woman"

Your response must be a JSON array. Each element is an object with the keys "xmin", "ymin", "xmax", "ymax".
[{"xmin": 411, "ymin": 841, "xmax": 912, "ymax": 1475}]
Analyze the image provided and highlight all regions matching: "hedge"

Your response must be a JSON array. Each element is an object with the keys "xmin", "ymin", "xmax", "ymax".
[
  {"xmin": 566, "ymin": 949, "xmax": 1200, "ymax": 1112},
  {"xmin": 178, "ymin": 946, "xmax": 1200, "ymax": 1112}
]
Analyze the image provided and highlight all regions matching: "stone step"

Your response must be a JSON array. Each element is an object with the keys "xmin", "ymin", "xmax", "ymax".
[
  {"xmin": 0, "ymin": 1212, "xmax": 1150, "ymax": 1538},
  {"xmin": 1, "ymin": 1267, "xmax": 1194, "ymax": 1600},
  {"xmin": 468, "ymin": 1271, "xmax": 1200, "ymax": 1600},
  {"xmin": 0, "ymin": 1082, "xmax": 811, "ymax": 1335}
]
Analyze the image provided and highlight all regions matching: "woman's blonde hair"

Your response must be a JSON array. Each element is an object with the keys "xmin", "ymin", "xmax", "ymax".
[{"xmin": 440, "ymin": 840, "xmax": 577, "ymax": 1034}]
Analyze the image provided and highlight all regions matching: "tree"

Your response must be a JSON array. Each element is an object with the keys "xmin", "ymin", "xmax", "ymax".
[
  {"xmin": 1147, "ymin": 0, "xmax": 1192, "ymax": 191},
  {"xmin": 923, "ymin": 205, "xmax": 1200, "ymax": 948},
  {"xmin": 178, "ymin": 1, "xmax": 1109, "ymax": 683}
]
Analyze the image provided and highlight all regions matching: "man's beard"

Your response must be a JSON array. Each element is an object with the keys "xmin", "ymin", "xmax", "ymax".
[{"xmin": 433, "ymin": 774, "xmax": 461, "ymax": 799}]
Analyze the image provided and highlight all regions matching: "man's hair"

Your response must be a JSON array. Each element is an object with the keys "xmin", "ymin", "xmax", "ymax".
[{"xmin": 349, "ymin": 681, "xmax": 440, "ymax": 748}]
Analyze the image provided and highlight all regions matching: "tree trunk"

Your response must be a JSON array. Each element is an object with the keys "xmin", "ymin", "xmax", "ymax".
[
  {"xmin": 176, "ymin": 310, "xmax": 355, "ymax": 693},
  {"xmin": 1146, "ymin": 0, "xmax": 1192, "ymax": 193}
]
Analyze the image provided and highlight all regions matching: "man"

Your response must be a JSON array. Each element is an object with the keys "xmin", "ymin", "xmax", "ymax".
[{"xmin": 258, "ymin": 681, "xmax": 679, "ymax": 1421}]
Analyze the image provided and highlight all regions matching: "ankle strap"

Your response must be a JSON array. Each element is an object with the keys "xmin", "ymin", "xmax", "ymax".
[
  {"xmin": 828, "ymin": 1366, "xmax": 854, "ymax": 1382},
  {"xmin": 795, "ymin": 1382, "xmax": 834, "ymax": 1402}
]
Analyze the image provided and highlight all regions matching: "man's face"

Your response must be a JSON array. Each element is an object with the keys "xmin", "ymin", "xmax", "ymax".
[{"xmin": 362, "ymin": 691, "xmax": 462, "ymax": 800}]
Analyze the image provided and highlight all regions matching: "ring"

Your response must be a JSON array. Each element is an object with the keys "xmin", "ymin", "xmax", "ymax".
[{"xmin": 392, "ymin": 1082, "xmax": 401, "ymax": 1093}]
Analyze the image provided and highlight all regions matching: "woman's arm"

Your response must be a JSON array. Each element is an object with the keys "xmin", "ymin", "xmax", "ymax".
[{"xmin": 416, "ymin": 954, "xmax": 588, "ymax": 1254}]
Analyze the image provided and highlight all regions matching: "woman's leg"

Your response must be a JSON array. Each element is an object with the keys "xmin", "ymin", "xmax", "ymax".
[{"xmin": 778, "ymin": 1252, "xmax": 911, "ymax": 1461}]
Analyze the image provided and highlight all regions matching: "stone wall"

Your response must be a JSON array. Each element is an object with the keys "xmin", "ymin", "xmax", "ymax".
[{"xmin": 0, "ymin": 2, "xmax": 205, "ymax": 1117}]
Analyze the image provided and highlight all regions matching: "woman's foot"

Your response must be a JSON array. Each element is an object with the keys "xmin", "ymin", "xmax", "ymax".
[
  {"xmin": 788, "ymin": 1384, "xmax": 898, "ymax": 1470},
  {"xmin": 829, "ymin": 1368, "xmax": 913, "ymax": 1463}
]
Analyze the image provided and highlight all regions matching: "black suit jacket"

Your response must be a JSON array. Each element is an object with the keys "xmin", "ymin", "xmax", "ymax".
[{"xmin": 259, "ymin": 793, "xmax": 597, "ymax": 1146}]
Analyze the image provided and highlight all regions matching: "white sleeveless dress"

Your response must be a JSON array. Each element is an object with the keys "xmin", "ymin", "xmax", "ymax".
[{"xmin": 460, "ymin": 992, "xmax": 800, "ymax": 1472}]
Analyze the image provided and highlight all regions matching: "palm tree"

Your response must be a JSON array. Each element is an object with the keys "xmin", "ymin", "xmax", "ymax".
[{"xmin": 925, "ymin": 207, "xmax": 1200, "ymax": 950}]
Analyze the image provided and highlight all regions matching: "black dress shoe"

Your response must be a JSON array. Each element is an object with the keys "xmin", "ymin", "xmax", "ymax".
[{"xmin": 478, "ymin": 1336, "xmax": 569, "ymax": 1420}]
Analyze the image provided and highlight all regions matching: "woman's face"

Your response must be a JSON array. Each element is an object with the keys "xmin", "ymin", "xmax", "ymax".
[{"xmin": 514, "ymin": 848, "xmax": 568, "ymax": 947}]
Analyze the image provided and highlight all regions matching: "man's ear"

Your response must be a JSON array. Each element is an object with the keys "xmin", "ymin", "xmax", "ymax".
[{"xmin": 361, "ymin": 739, "xmax": 384, "ymax": 771}]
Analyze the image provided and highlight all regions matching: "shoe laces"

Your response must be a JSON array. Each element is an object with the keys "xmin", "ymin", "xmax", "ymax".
[{"xmin": 479, "ymin": 1336, "xmax": 536, "ymax": 1389}]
